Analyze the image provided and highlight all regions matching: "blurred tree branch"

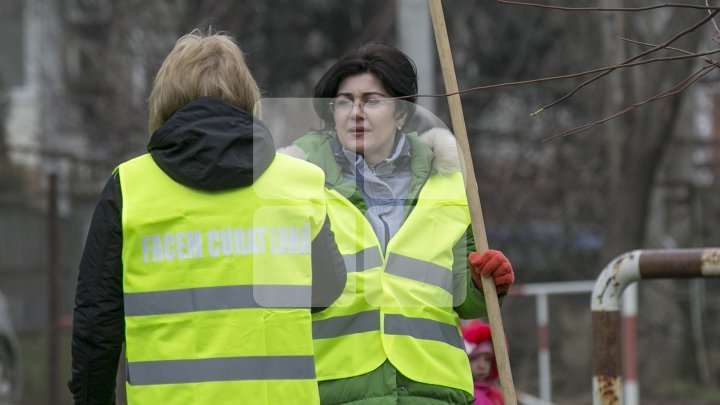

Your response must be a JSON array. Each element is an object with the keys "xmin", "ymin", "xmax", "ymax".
[
  {"xmin": 542, "ymin": 63, "xmax": 718, "ymax": 141},
  {"xmin": 415, "ymin": 1, "xmax": 720, "ymax": 141},
  {"xmin": 497, "ymin": 0, "xmax": 720, "ymax": 12},
  {"xmin": 406, "ymin": 47, "xmax": 720, "ymax": 100},
  {"xmin": 531, "ymin": 8, "xmax": 719, "ymax": 118}
]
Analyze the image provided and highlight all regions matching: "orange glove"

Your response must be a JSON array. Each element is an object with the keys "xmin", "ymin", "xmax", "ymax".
[{"xmin": 469, "ymin": 249, "xmax": 515, "ymax": 295}]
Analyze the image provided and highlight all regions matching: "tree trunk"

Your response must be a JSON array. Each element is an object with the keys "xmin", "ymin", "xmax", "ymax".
[{"xmin": 599, "ymin": 4, "xmax": 701, "ymax": 263}]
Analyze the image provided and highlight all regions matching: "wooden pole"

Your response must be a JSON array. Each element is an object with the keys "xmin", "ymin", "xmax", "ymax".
[{"xmin": 427, "ymin": 1, "xmax": 517, "ymax": 403}]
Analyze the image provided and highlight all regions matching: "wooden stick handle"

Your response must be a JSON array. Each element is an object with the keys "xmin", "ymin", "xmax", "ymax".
[{"xmin": 427, "ymin": 1, "xmax": 517, "ymax": 403}]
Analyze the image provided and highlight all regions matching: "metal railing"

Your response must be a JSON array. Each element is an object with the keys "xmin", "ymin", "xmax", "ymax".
[
  {"xmin": 510, "ymin": 280, "xmax": 638, "ymax": 404},
  {"xmin": 591, "ymin": 248, "xmax": 720, "ymax": 405}
]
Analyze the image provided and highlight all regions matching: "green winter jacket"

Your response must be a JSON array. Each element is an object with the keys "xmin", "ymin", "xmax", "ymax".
[
  {"xmin": 285, "ymin": 130, "xmax": 495, "ymax": 404},
  {"xmin": 292, "ymin": 130, "xmax": 487, "ymax": 317}
]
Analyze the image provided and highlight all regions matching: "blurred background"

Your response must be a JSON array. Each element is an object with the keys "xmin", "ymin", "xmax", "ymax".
[{"xmin": 1, "ymin": 0, "xmax": 719, "ymax": 404}]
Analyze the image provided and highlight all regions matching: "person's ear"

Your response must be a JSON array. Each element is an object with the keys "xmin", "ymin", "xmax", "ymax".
[{"xmin": 395, "ymin": 112, "xmax": 407, "ymax": 130}]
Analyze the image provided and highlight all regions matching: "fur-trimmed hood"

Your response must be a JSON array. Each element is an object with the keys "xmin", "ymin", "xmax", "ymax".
[{"xmin": 278, "ymin": 127, "xmax": 462, "ymax": 175}]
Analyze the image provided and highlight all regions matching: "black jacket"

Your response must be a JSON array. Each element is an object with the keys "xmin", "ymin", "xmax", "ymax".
[{"xmin": 69, "ymin": 97, "xmax": 346, "ymax": 404}]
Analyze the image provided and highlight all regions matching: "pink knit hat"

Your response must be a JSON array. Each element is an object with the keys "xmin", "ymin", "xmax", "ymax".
[
  {"xmin": 471, "ymin": 340, "xmax": 494, "ymax": 358},
  {"xmin": 461, "ymin": 320, "xmax": 498, "ymax": 380}
]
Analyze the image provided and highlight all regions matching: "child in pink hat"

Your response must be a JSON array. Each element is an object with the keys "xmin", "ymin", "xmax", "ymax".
[{"xmin": 461, "ymin": 320, "xmax": 504, "ymax": 405}]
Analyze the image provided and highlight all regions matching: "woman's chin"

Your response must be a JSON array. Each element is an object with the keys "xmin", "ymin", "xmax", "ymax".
[{"xmin": 342, "ymin": 141, "xmax": 365, "ymax": 155}]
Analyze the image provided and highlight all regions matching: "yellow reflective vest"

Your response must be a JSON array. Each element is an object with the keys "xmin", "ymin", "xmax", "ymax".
[
  {"xmin": 118, "ymin": 153, "xmax": 326, "ymax": 404},
  {"xmin": 312, "ymin": 171, "xmax": 474, "ymax": 394}
]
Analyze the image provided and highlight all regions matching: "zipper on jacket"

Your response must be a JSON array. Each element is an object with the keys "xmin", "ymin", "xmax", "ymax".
[{"xmin": 378, "ymin": 211, "xmax": 391, "ymax": 254}]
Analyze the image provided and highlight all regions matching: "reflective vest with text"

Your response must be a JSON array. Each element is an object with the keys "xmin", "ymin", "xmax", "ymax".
[
  {"xmin": 119, "ymin": 153, "xmax": 326, "ymax": 404},
  {"xmin": 313, "ymin": 171, "xmax": 473, "ymax": 394}
]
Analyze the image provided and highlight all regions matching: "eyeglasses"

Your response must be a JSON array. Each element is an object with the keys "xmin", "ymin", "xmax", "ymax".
[{"xmin": 328, "ymin": 97, "xmax": 394, "ymax": 113}]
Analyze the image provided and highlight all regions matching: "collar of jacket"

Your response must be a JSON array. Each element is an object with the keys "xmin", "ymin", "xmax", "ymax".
[
  {"xmin": 332, "ymin": 131, "xmax": 412, "ymax": 177},
  {"xmin": 147, "ymin": 96, "xmax": 275, "ymax": 191},
  {"xmin": 287, "ymin": 130, "xmax": 434, "ymax": 215}
]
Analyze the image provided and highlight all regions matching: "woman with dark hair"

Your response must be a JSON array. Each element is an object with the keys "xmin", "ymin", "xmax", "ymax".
[
  {"xmin": 311, "ymin": 43, "xmax": 418, "ymax": 140},
  {"xmin": 281, "ymin": 43, "xmax": 514, "ymax": 404}
]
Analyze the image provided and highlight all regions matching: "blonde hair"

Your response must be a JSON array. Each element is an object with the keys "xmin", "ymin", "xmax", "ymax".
[{"xmin": 147, "ymin": 29, "xmax": 261, "ymax": 135}]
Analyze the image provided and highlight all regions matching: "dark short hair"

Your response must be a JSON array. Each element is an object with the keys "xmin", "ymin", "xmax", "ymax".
[{"xmin": 313, "ymin": 43, "xmax": 418, "ymax": 129}]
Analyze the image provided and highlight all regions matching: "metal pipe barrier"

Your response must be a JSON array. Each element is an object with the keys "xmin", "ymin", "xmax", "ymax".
[
  {"xmin": 511, "ymin": 281, "xmax": 595, "ymax": 403},
  {"xmin": 591, "ymin": 248, "xmax": 720, "ymax": 405}
]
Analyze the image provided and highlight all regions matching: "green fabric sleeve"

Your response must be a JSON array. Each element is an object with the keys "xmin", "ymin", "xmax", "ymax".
[{"xmin": 452, "ymin": 225, "xmax": 505, "ymax": 319}]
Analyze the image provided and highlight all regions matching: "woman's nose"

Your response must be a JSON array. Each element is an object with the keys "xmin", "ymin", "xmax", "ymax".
[{"xmin": 351, "ymin": 101, "xmax": 365, "ymax": 118}]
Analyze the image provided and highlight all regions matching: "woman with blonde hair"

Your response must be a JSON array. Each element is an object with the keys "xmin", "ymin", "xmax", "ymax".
[{"xmin": 69, "ymin": 29, "xmax": 346, "ymax": 404}]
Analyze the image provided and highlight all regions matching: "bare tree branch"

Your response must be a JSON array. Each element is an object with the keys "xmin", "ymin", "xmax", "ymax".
[
  {"xmin": 497, "ymin": 0, "xmax": 720, "ymax": 12},
  {"xmin": 531, "ymin": 9, "xmax": 719, "ymax": 115},
  {"xmin": 540, "ymin": 63, "xmax": 718, "ymax": 142},
  {"xmin": 706, "ymin": 0, "xmax": 720, "ymax": 43},
  {"xmin": 400, "ymin": 47, "xmax": 720, "ymax": 100},
  {"xmin": 619, "ymin": 36, "xmax": 719, "ymax": 65}
]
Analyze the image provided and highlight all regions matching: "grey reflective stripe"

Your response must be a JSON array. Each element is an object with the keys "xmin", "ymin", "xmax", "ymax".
[
  {"xmin": 127, "ymin": 355, "xmax": 316, "ymax": 386},
  {"xmin": 313, "ymin": 310, "xmax": 380, "ymax": 339},
  {"xmin": 384, "ymin": 254, "xmax": 453, "ymax": 294},
  {"xmin": 343, "ymin": 247, "xmax": 383, "ymax": 272},
  {"xmin": 384, "ymin": 314, "xmax": 464, "ymax": 350},
  {"xmin": 124, "ymin": 285, "xmax": 311, "ymax": 316}
]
